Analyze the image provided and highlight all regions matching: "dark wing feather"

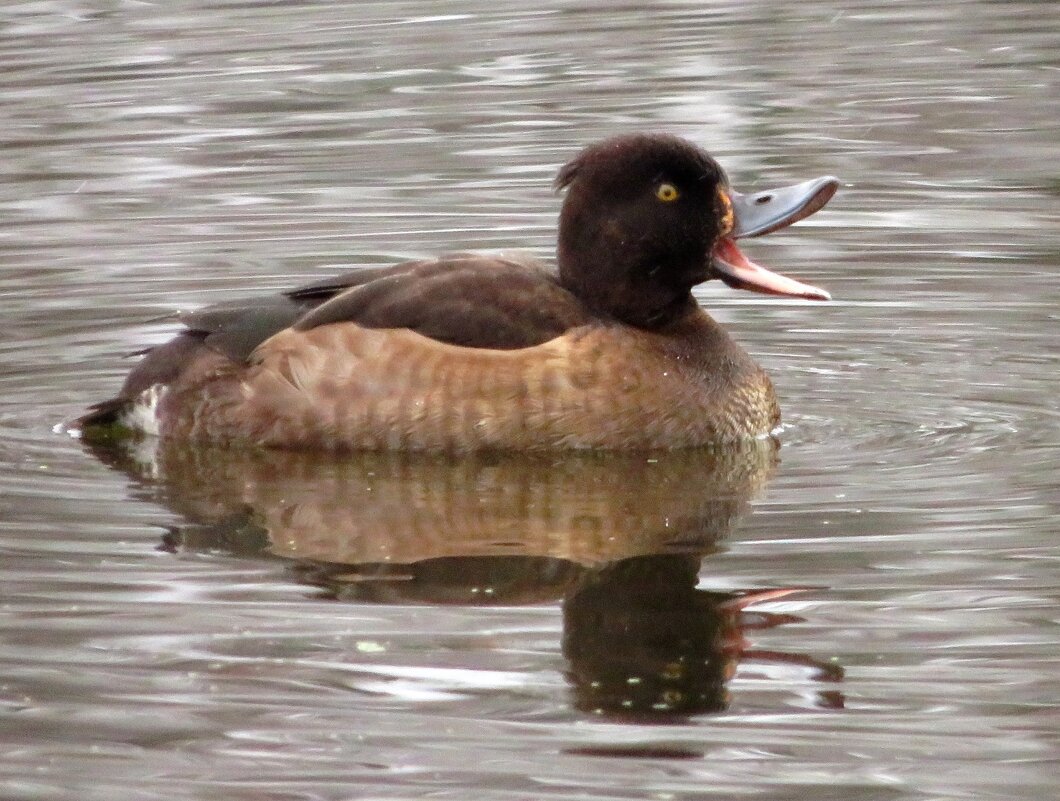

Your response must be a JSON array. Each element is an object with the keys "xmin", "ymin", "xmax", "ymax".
[
  {"xmin": 169, "ymin": 259, "xmax": 439, "ymax": 364},
  {"xmin": 284, "ymin": 262, "xmax": 426, "ymax": 301},
  {"xmin": 179, "ymin": 253, "xmax": 588, "ymax": 358},
  {"xmin": 293, "ymin": 254, "xmax": 590, "ymax": 349},
  {"xmin": 178, "ymin": 295, "xmax": 313, "ymax": 365}
]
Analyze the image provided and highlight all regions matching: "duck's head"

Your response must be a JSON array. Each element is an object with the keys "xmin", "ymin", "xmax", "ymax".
[{"xmin": 555, "ymin": 133, "xmax": 837, "ymax": 327}]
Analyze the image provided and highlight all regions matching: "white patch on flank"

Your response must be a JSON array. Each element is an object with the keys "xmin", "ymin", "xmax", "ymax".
[
  {"xmin": 126, "ymin": 436, "xmax": 163, "ymax": 480},
  {"xmin": 121, "ymin": 383, "xmax": 168, "ymax": 437}
]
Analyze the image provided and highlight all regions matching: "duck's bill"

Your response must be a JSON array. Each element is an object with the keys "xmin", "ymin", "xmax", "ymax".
[
  {"xmin": 711, "ymin": 175, "xmax": 838, "ymax": 301},
  {"xmin": 731, "ymin": 176, "xmax": 839, "ymax": 239}
]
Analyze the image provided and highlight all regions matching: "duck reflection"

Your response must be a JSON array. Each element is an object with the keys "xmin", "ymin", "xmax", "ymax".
[
  {"xmin": 564, "ymin": 555, "xmax": 842, "ymax": 718},
  {"xmin": 87, "ymin": 438, "xmax": 843, "ymax": 717}
]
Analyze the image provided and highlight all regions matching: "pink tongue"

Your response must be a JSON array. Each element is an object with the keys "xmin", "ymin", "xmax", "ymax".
[{"xmin": 713, "ymin": 237, "xmax": 830, "ymax": 301}]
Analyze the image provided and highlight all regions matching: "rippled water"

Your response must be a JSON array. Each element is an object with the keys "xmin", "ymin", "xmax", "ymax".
[{"xmin": 2, "ymin": 2, "xmax": 1057, "ymax": 799}]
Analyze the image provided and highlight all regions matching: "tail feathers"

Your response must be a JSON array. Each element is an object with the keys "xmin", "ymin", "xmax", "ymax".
[
  {"xmin": 76, "ymin": 332, "xmax": 212, "ymax": 440},
  {"xmin": 72, "ymin": 396, "xmax": 135, "ymax": 437}
]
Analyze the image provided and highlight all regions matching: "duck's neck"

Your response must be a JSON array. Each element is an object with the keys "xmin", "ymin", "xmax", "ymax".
[{"xmin": 558, "ymin": 255, "xmax": 703, "ymax": 330}]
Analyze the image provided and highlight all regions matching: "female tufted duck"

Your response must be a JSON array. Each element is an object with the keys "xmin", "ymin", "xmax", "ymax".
[{"xmin": 77, "ymin": 133, "xmax": 837, "ymax": 450}]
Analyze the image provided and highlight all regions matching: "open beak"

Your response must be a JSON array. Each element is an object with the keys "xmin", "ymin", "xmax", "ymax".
[{"xmin": 712, "ymin": 176, "xmax": 838, "ymax": 301}]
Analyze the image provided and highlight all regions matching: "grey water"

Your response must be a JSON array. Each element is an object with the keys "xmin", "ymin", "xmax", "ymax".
[{"xmin": 1, "ymin": 2, "xmax": 1057, "ymax": 799}]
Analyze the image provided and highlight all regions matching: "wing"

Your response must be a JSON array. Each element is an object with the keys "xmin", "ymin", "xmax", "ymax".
[
  {"xmin": 289, "ymin": 253, "xmax": 591, "ymax": 350},
  {"xmin": 180, "ymin": 253, "xmax": 589, "ymax": 360},
  {"xmin": 170, "ymin": 261, "xmax": 430, "ymax": 363}
]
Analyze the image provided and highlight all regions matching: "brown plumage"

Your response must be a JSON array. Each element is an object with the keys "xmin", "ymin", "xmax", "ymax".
[{"xmin": 77, "ymin": 133, "xmax": 837, "ymax": 451}]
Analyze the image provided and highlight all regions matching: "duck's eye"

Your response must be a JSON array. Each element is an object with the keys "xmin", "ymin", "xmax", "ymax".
[{"xmin": 656, "ymin": 183, "xmax": 680, "ymax": 202}]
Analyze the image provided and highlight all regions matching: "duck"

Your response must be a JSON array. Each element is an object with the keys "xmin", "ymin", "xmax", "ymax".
[{"xmin": 76, "ymin": 133, "xmax": 837, "ymax": 451}]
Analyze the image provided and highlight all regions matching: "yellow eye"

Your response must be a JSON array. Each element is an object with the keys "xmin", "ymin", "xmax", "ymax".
[
  {"xmin": 656, "ymin": 183, "xmax": 680, "ymax": 202},
  {"xmin": 717, "ymin": 188, "xmax": 734, "ymax": 235}
]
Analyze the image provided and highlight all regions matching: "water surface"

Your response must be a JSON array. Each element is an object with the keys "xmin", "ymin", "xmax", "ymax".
[{"xmin": 1, "ymin": 2, "xmax": 1057, "ymax": 799}]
